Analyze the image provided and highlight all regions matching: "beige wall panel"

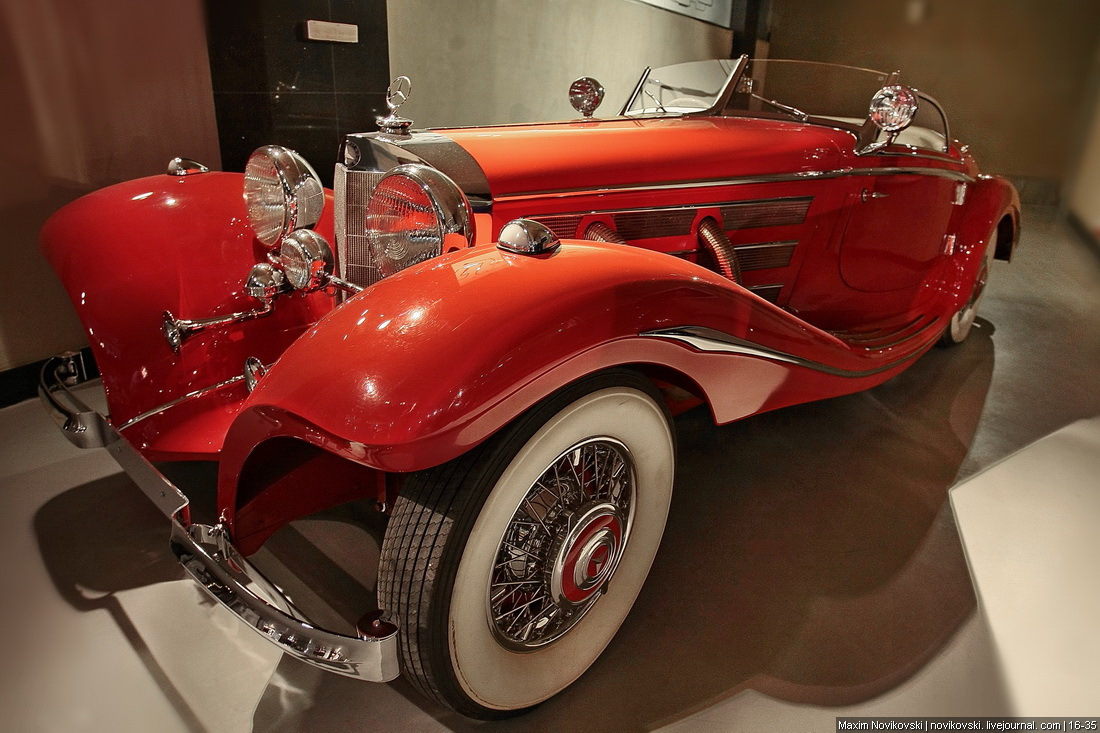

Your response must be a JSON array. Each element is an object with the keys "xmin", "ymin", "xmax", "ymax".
[
  {"xmin": 1070, "ymin": 110, "xmax": 1100, "ymax": 230},
  {"xmin": 1069, "ymin": 48, "xmax": 1100, "ymax": 230},
  {"xmin": 387, "ymin": 0, "xmax": 733, "ymax": 128},
  {"xmin": 0, "ymin": 0, "xmax": 220, "ymax": 372},
  {"xmin": 768, "ymin": 0, "xmax": 1100, "ymax": 181}
]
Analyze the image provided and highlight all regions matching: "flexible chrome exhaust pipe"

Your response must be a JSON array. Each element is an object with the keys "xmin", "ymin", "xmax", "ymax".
[
  {"xmin": 697, "ymin": 217, "xmax": 742, "ymax": 284},
  {"xmin": 583, "ymin": 221, "xmax": 627, "ymax": 245}
]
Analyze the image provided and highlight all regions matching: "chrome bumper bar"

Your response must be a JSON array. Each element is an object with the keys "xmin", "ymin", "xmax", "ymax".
[{"xmin": 38, "ymin": 354, "xmax": 400, "ymax": 682}]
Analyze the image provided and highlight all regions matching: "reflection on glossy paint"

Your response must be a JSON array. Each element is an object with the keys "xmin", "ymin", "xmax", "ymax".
[{"xmin": 131, "ymin": 192, "xmax": 154, "ymax": 201}]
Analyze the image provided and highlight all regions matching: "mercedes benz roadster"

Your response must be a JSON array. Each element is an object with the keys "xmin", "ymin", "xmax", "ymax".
[{"xmin": 39, "ymin": 57, "xmax": 1019, "ymax": 717}]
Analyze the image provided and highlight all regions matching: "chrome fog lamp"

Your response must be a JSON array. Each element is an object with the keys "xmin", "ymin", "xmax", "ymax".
[
  {"xmin": 497, "ymin": 219, "xmax": 560, "ymax": 255},
  {"xmin": 366, "ymin": 164, "xmax": 474, "ymax": 278},
  {"xmin": 869, "ymin": 85, "xmax": 919, "ymax": 132},
  {"xmin": 245, "ymin": 262, "xmax": 286, "ymax": 301},
  {"xmin": 280, "ymin": 230, "xmax": 335, "ymax": 291},
  {"xmin": 569, "ymin": 77, "xmax": 605, "ymax": 119},
  {"xmin": 244, "ymin": 145, "xmax": 324, "ymax": 247}
]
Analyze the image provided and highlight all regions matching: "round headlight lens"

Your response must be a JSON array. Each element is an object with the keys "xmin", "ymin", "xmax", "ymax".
[
  {"xmin": 244, "ymin": 145, "xmax": 324, "ymax": 247},
  {"xmin": 366, "ymin": 164, "xmax": 474, "ymax": 280},
  {"xmin": 280, "ymin": 229, "xmax": 334, "ymax": 291},
  {"xmin": 869, "ymin": 85, "xmax": 919, "ymax": 133}
]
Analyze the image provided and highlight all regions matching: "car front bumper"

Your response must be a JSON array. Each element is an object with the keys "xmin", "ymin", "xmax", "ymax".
[{"xmin": 38, "ymin": 353, "xmax": 400, "ymax": 683}]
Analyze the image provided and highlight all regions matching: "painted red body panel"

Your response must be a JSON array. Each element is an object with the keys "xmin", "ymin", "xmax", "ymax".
[{"xmin": 437, "ymin": 117, "xmax": 852, "ymax": 197}]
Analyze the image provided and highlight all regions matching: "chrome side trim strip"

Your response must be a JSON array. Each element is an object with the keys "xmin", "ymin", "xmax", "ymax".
[
  {"xmin": 877, "ymin": 147, "xmax": 962, "ymax": 164},
  {"xmin": 531, "ymin": 195, "xmax": 812, "ymax": 220},
  {"xmin": 118, "ymin": 370, "xmax": 258, "ymax": 432},
  {"xmin": 642, "ymin": 325, "xmax": 924, "ymax": 378},
  {"xmin": 497, "ymin": 166, "xmax": 974, "ymax": 202}
]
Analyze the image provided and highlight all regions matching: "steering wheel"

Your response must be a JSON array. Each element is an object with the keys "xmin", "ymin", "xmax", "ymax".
[{"xmin": 667, "ymin": 96, "xmax": 708, "ymax": 109}]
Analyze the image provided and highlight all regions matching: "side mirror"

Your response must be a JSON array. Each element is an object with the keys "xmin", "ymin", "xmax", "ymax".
[
  {"xmin": 569, "ymin": 77, "xmax": 605, "ymax": 119},
  {"xmin": 856, "ymin": 84, "xmax": 919, "ymax": 155}
]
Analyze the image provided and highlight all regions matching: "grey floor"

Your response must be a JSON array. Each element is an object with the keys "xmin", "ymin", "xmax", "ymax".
[{"xmin": 1, "ymin": 206, "xmax": 1097, "ymax": 732}]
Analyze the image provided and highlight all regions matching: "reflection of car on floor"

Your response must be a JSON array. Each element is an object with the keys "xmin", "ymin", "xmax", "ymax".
[{"xmin": 39, "ymin": 55, "xmax": 1019, "ymax": 718}]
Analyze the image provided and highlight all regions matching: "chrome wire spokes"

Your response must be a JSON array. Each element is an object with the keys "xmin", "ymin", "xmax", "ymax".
[{"xmin": 489, "ymin": 438, "xmax": 635, "ymax": 649}]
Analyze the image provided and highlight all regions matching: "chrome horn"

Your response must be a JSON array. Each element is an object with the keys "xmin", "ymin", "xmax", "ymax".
[{"xmin": 162, "ymin": 264, "xmax": 284, "ymax": 354}]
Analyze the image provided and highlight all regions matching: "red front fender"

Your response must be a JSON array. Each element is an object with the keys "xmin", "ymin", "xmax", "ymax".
[
  {"xmin": 218, "ymin": 240, "xmax": 934, "ymax": 546},
  {"xmin": 39, "ymin": 171, "xmax": 334, "ymax": 457}
]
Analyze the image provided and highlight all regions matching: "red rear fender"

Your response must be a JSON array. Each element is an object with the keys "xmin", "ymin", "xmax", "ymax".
[{"xmin": 938, "ymin": 175, "xmax": 1020, "ymax": 312}]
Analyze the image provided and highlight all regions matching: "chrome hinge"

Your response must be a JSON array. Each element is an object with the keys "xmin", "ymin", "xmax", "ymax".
[
  {"xmin": 57, "ymin": 351, "xmax": 90, "ymax": 387},
  {"xmin": 953, "ymin": 182, "xmax": 968, "ymax": 205}
]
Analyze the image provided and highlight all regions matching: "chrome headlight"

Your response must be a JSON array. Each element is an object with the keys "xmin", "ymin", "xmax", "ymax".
[
  {"xmin": 366, "ymin": 164, "xmax": 474, "ymax": 278},
  {"xmin": 244, "ymin": 145, "xmax": 324, "ymax": 247}
]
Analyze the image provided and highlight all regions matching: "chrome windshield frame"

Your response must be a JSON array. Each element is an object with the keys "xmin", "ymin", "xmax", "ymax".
[{"xmin": 620, "ymin": 55, "xmax": 749, "ymax": 119}]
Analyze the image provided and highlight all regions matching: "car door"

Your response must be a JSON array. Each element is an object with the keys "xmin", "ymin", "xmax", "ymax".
[
  {"xmin": 837, "ymin": 170, "xmax": 955, "ymax": 292},
  {"xmin": 836, "ymin": 97, "xmax": 963, "ymax": 293}
]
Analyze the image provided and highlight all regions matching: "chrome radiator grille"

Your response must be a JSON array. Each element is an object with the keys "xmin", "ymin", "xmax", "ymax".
[{"xmin": 334, "ymin": 163, "xmax": 384, "ymax": 286}]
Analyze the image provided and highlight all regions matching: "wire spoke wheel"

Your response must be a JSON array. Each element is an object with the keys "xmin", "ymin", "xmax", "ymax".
[{"xmin": 489, "ymin": 438, "xmax": 635, "ymax": 649}]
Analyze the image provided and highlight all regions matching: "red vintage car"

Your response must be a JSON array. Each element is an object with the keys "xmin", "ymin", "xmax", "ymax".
[{"xmin": 39, "ymin": 57, "xmax": 1019, "ymax": 718}]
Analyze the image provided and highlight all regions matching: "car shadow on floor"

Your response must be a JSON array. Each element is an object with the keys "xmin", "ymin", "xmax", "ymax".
[
  {"xmin": 34, "ymin": 321, "xmax": 997, "ymax": 731},
  {"xmin": 248, "ymin": 322, "xmax": 999, "ymax": 730},
  {"xmin": 32, "ymin": 469, "xmax": 207, "ymax": 732}
]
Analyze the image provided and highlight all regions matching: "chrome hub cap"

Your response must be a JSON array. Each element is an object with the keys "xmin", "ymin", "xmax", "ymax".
[
  {"xmin": 548, "ymin": 503, "xmax": 625, "ymax": 606},
  {"xmin": 488, "ymin": 438, "xmax": 635, "ymax": 650}
]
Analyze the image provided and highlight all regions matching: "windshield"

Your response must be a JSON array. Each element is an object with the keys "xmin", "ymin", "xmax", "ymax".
[
  {"xmin": 622, "ymin": 58, "xmax": 891, "ymax": 124},
  {"xmin": 724, "ymin": 59, "xmax": 890, "ymax": 125},
  {"xmin": 619, "ymin": 58, "xmax": 950, "ymax": 153},
  {"xmin": 621, "ymin": 59, "xmax": 742, "ymax": 116}
]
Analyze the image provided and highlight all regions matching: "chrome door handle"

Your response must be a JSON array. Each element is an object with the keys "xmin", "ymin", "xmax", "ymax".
[{"xmin": 860, "ymin": 188, "xmax": 889, "ymax": 202}]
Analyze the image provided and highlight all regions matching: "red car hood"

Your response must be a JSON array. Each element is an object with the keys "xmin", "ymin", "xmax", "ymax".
[{"xmin": 435, "ymin": 116, "xmax": 853, "ymax": 198}]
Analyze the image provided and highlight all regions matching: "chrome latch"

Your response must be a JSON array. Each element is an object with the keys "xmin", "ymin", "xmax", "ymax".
[{"xmin": 243, "ymin": 357, "xmax": 267, "ymax": 393}]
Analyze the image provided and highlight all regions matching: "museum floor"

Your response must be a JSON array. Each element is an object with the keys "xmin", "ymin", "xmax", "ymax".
[{"xmin": 1, "ymin": 206, "xmax": 1097, "ymax": 732}]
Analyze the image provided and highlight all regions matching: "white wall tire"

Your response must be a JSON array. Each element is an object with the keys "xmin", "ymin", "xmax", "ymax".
[{"xmin": 378, "ymin": 371, "xmax": 674, "ymax": 718}]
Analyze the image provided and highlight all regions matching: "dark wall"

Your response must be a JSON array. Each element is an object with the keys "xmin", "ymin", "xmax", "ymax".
[{"xmin": 205, "ymin": 0, "xmax": 389, "ymax": 186}]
